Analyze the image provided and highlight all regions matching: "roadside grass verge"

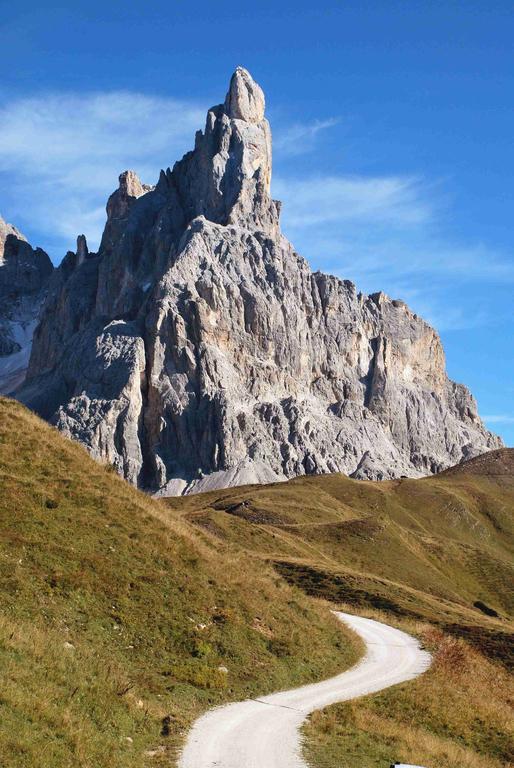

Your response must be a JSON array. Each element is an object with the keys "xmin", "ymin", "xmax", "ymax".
[{"xmin": 302, "ymin": 608, "xmax": 513, "ymax": 768}]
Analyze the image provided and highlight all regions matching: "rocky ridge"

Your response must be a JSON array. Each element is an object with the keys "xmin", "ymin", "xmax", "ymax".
[
  {"xmin": 18, "ymin": 67, "xmax": 501, "ymax": 493},
  {"xmin": 0, "ymin": 216, "xmax": 53, "ymax": 393}
]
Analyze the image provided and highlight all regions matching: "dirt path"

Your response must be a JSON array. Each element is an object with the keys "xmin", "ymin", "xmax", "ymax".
[{"xmin": 178, "ymin": 611, "xmax": 431, "ymax": 768}]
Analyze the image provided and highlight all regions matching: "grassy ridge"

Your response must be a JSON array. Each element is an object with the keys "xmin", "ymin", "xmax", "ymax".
[
  {"xmin": 167, "ymin": 462, "xmax": 514, "ymax": 632},
  {"xmin": 0, "ymin": 397, "xmax": 359, "ymax": 767},
  {"xmin": 164, "ymin": 451, "xmax": 514, "ymax": 767}
]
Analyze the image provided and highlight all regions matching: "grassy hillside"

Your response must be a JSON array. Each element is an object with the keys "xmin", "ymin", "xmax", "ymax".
[
  {"xmin": 164, "ymin": 450, "xmax": 514, "ymax": 767},
  {"xmin": 0, "ymin": 397, "xmax": 359, "ymax": 768},
  {"xmin": 167, "ymin": 456, "xmax": 514, "ymax": 646},
  {"xmin": 2, "ymin": 393, "xmax": 512, "ymax": 768}
]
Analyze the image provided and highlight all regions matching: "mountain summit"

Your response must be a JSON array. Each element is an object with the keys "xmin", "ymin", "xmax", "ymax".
[
  {"xmin": 18, "ymin": 68, "xmax": 501, "ymax": 493},
  {"xmin": 0, "ymin": 216, "xmax": 53, "ymax": 392}
]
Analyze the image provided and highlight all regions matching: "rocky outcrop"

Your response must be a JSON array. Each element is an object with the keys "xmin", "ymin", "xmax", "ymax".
[
  {"xmin": 18, "ymin": 68, "xmax": 502, "ymax": 493},
  {"xmin": 0, "ymin": 216, "xmax": 53, "ymax": 392}
]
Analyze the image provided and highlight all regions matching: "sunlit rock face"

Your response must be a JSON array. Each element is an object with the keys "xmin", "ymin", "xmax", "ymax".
[
  {"xmin": 18, "ymin": 68, "xmax": 502, "ymax": 493},
  {"xmin": 0, "ymin": 216, "xmax": 53, "ymax": 393}
]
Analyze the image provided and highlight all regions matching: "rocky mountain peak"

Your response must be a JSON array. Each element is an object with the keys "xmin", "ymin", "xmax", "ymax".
[
  {"xmin": 1, "ymin": 215, "xmax": 27, "ymax": 268},
  {"xmin": 0, "ymin": 217, "xmax": 53, "ymax": 297},
  {"xmin": 17, "ymin": 68, "xmax": 502, "ymax": 493},
  {"xmin": 155, "ymin": 67, "xmax": 275, "ymax": 233},
  {"xmin": 106, "ymin": 170, "xmax": 151, "ymax": 221},
  {"xmin": 224, "ymin": 66, "xmax": 266, "ymax": 122},
  {"xmin": 100, "ymin": 170, "xmax": 153, "ymax": 256},
  {"xmin": 76, "ymin": 235, "xmax": 89, "ymax": 266},
  {"xmin": 0, "ymin": 216, "xmax": 53, "ymax": 394}
]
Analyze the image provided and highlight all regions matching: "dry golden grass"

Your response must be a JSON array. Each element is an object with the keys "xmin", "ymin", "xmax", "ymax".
[{"xmin": 0, "ymin": 397, "xmax": 359, "ymax": 767}]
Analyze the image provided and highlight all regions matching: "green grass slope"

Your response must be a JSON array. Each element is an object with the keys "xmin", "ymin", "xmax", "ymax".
[
  {"xmin": 168, "ymin": 455, "xmax": 514, "ymax": 647},
  {"xmin": 0, "ymin": 397, "xmax": 359, "ymax": 768},
  {"xmin": 164, "ymin": 449, "xmax": 514, "ymax": 767}
]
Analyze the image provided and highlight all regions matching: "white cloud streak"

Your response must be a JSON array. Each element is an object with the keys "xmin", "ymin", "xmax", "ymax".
[
  {"xmin": 273, "ymin": 117, "xmax": 340, "ymax": 156},
  {"xmin": 482, "ymin": 415, "xmax": 514, "ymax": 424},
  {"xmin": 0, "ymin": 88, "xmax": 512, "ymax": 338},
  {"xmin": 273, "ymin": 174, "xmax": 432, "ymax": 228},
  {"xmin": 0, "ymin": 91, "xmax": 205, "ymax": 251},
  {"xmin": 272, "ymin": 172, "xmax": 514, "ymax": 328}
]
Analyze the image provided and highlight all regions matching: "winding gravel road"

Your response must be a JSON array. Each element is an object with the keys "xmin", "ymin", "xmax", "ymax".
[{"xmin": 178, "ymin": 612, "xmax": 431, "ymax": 768}]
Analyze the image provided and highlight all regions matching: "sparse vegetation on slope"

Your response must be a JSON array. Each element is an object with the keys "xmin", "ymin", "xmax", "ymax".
[{"xmin": 0, "ymin": 397, "xmax": 359, "ymax": 768}]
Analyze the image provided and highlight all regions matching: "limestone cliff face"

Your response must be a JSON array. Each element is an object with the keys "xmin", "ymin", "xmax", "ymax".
[
  {"xmin": 19, "ymin": 68, "xmax": 501, "ymax": 493},
  {"xmin": 0, "ymin": 216, "xmax": 53, "ymax": 392}
]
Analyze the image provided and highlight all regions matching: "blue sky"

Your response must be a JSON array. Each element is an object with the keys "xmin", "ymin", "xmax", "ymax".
[{"xmin": 0, "ymin": 0, "xmax": 513, "ymax": 444}]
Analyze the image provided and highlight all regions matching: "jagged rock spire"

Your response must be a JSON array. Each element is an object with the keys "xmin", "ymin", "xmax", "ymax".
[
  {"xmin": 224, "ymin": 66, "xmax": 265, "ymax": 122},
  {"xmin": 0, "ymin": 216, "xmax": 52, "ymax": 296},
  {"xmin": 76, "ymin": 234, "xmax": 88, "ymax": 265},
  {"xmin": 152, "ymin": 66, "xmax": 275, "ymax": 235},
  {"xmin": 106, "ymin": 170, "xmax": 151, "ymax": 222},
  {"xmin": 0, "ymin": 214, "xmax": 26, "ymax": 263},
  {"xmin": 0, "ymin": 216, "xmax": 53, "ymax": 393},
  {"xmin": 100, "ymin": 170, "xmax": 153, "ymax": 256}
]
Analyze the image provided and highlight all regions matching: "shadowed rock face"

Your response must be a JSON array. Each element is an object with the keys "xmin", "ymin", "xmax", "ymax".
[
  {"xmin": 18, "ymin": 68, "xmax": 502, "ymax": 493},
  {"xmin": 0, "ymin": 217, "xmax": 53, "ymax": 392}
]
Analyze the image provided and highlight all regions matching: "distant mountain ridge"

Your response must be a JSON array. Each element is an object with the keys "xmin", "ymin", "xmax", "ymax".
[{"xmin": 13, "ymin": 67, "xmax": 501, "ymax": 493}]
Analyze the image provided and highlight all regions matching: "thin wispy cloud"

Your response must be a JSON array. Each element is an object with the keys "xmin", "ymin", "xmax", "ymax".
[
  {"xmin": 482, "ymin": 415, "xmax": 514, "ymax": 425},
  {"xmin": 273, "ymin": 117, "xmax": 340, "ymax": 156},
  {"xmin": 0, "ymin": 87, "xmax": 513, "ymax": 340},
  {"xmin": 273, "ymin": 174, "xmax": 432, "ymax": 228},
  {"xmin": 271, "ymin": 171, "xmax": 514, "ymax": 331},
  {"xmin": 0, "ymin": 91, "xmax": 205, "ymax": 175},
  {"xmin": 0, "ymin": 91, "xmax": 205, "ymax": 251}
]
